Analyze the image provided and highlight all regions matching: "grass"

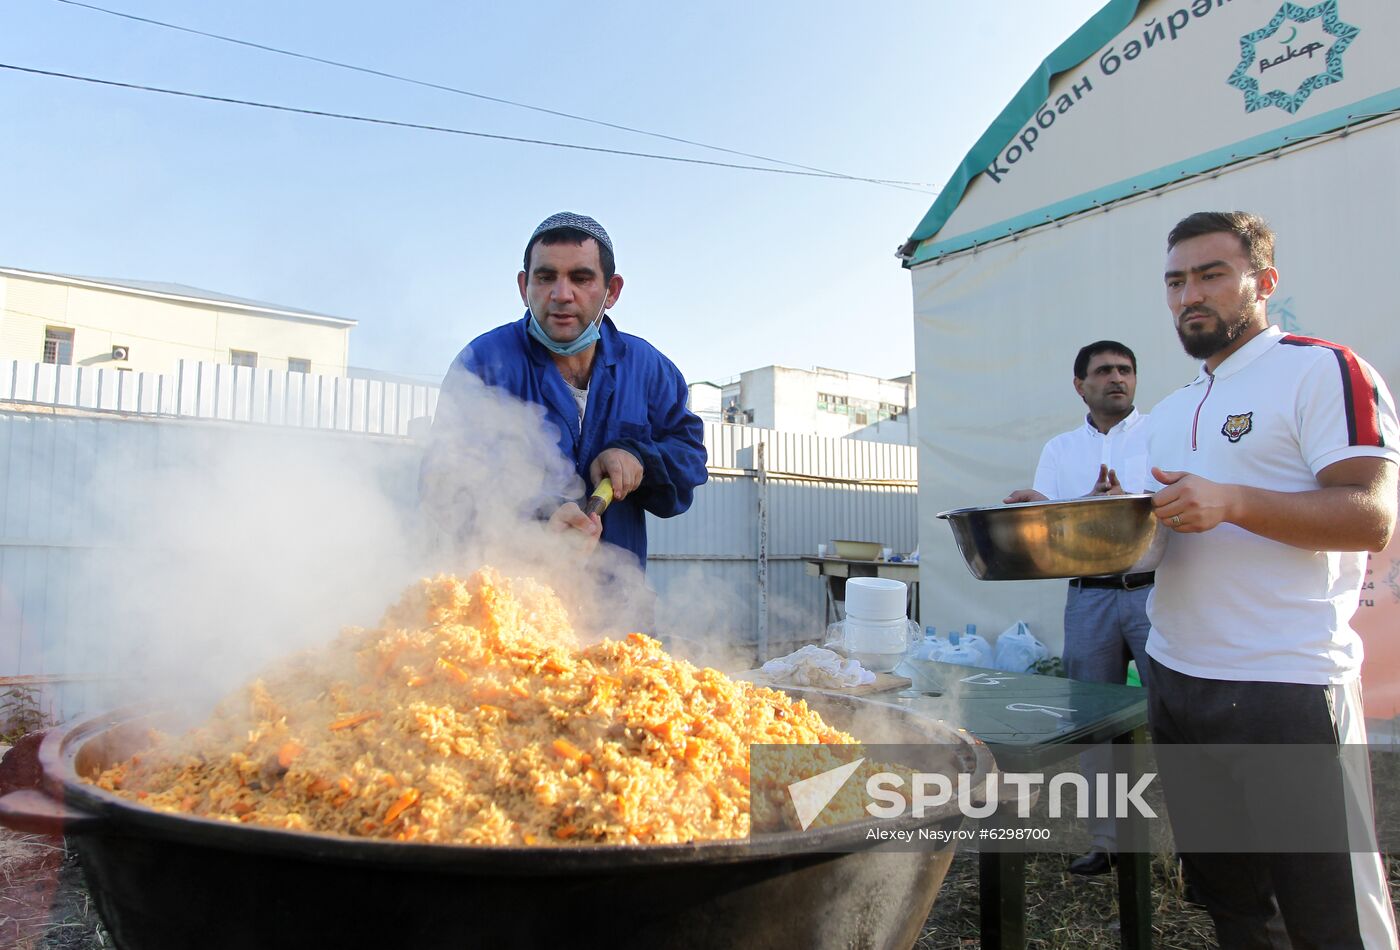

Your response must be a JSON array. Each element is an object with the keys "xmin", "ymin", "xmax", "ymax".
[
  {"xmin": 921, "ymin": 850, "xmax": 1216, "ymax": 949},
  {"xmin": 0, "ymin": 832, "xmax": 107, "ymax": 950},
  {"xmin": 918, "ymin": 850, "xmax": 1400, "ymax": 949}
]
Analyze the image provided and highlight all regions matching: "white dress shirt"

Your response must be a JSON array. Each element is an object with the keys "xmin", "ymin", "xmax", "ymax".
[{"xmin": 1032, "ymin": 408, "xmax": 1152, "ymax": 499}]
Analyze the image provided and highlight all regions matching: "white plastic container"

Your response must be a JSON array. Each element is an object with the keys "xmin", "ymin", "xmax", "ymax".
[
  {"xmin": 845, "ymin": 577, "xmax": 908, "ymax": 622},
  {"xmin": 829, "ymin": 577, "xmax": 918, "ymax": 673},
  {"xmin": 840, "ymin": 619, "xmax": 920, "ymax": 672}
]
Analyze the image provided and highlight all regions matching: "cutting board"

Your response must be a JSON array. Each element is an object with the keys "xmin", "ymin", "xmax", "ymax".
[{"xmin": 734, "ymin": 669, "xmax": 911, "ymax": 696}]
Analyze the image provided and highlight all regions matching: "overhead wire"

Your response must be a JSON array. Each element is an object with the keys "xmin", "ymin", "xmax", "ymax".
[
  {"xmin": 0, "ymin": 62, "xmax": 933, "ymax": 188},
  {"xmin": 47, "ymin": 0, "xmax": 938, "ymax": 192}
]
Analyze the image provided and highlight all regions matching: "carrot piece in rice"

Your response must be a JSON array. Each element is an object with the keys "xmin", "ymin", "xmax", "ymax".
[
  {"xmin": 551, "ymin": 738, "xmax": 586, "ymax": 761},
  {"xmin": 277, "ymin": 742, "xmax": 304, "ymax": 768},
  {"xmin": 329, "ymin": 711, "xmax": 379, "ymax": 731},
  {"xmin": 385, "ymin": 788, "xmax": 420, "ymax": 823}
]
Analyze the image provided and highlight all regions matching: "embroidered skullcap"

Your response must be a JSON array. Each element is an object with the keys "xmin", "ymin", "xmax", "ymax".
[{"xmin": 529, "ymin": 212, "xmax": 613, "ymax": 255}]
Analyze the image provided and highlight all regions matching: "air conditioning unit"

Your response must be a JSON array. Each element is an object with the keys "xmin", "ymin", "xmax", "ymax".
[{"xmin": 111, "ymin": 345, "xmax": 130, "ymax": 361}]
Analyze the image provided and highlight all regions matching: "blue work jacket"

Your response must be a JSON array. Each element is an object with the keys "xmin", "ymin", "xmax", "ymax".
[{"xmin": 426, "ymin": 314, "xmax": 708, "ymax": 567}]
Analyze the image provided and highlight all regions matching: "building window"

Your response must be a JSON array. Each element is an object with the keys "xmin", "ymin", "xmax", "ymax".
[
  {"xmin": 43, "ymin": 327, "xmax": 74, "ymax": 365},
  {"xmin": 880, "ymin": 402, "xmax": 905, "ymax": 420},
  {"xmin": 230, "ymin": 350, "xmax": 258, "ymax": 369},
  {"xmin": 855, "ymin": 412, "xmax": 868, "ymax": 426},
  {"xmin": 288, "ymin": 357, "xmax": 311, "ymax": 374}
]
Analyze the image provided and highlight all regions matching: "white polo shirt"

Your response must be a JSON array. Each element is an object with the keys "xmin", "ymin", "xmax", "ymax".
[
  {"xmin": 1032, "ymin": 408, "xmax": 1153, "ymax": 499},
  {"xmin": 1146, "ymin": 326, "xmax": 1400, "ymax": 684}
]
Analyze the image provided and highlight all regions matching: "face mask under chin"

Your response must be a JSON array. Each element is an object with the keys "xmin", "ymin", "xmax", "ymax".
[{"xmin": 526, "ymin": 297, "xmax": 608, "ymax": 357}]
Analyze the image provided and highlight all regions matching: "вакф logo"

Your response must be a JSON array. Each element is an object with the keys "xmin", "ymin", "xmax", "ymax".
[{"xmin": 1226, "ymin": 2, "xmax": 1360, "ymax": 115}]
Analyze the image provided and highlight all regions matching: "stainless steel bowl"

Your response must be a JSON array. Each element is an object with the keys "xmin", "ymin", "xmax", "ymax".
[{"xmin": 936, "ymin": 494, "xmax": 1168, "ymax": 581}]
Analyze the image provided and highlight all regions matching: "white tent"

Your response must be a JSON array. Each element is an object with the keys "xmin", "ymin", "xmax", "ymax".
[{"xmin": 903, "ymin": 0, "xmax": 1400, "ymax": 709}]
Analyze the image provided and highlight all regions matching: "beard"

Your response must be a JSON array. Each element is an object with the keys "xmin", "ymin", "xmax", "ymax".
[{"xmin": 1175, "ymin": 300, "xmax": 1254, "ymax": 359}]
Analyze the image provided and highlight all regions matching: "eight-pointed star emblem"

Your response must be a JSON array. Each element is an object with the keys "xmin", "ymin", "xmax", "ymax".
[{"xmin": 1226, "ymin": 1, "xmax": 1360, "ymax": 114}]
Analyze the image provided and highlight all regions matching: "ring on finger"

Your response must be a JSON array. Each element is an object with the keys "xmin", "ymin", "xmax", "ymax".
[{"xmin": 1171, "ymin": 514, "xmax": 1182, "ymax": 527}]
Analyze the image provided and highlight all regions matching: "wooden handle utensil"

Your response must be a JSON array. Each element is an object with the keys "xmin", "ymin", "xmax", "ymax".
[{"xmin": 584, "ymin": 477, "xmax": 613, "ymax": 517}]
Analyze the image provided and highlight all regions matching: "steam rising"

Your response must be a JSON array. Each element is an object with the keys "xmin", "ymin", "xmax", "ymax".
[
  {"xmin": 73, "ymin": 367, "xmax": 659, "ymax": 715},
  {"xmin": 33, "ymin": 360, "xmax": 901, "ymax": 729}
]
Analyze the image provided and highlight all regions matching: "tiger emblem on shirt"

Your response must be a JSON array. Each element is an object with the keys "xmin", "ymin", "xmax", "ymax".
[{"xmin": 1221, "ymin": 412, "xmax": 1253, "ymax": 443}]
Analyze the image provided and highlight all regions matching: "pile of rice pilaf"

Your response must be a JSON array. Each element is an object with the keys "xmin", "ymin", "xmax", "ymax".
[{"xmin": 92, "ymin": 570, "xmax": 858, "ymax": 844}]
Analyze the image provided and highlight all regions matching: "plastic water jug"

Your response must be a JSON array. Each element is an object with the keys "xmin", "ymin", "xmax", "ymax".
[
  {"xmin": 960, "ymin": 625, "xmax": 994, "ymax": 667},
  {"xmin": 992, "ymin": 622, "xmax": 1049, "ymax": 673},
  {"xmin": 910, "ymin": 627, "xmax": 942, "ymax": 661},
  {"xmin": 938, "ymin": 637, "xmax": 982, "ymax": 667}
]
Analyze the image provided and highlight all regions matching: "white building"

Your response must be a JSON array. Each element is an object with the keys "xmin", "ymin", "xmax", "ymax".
[
  {"xmin": 0, "ymin": 267, "xmax": 355, "ymax": 376},
  {"xmin": 686, "ymin": 380, "xmax": 725, "ymax": 424},
  {"xmin": 700, "ymin": 366, "xmax": 915, "ymax": 442}
]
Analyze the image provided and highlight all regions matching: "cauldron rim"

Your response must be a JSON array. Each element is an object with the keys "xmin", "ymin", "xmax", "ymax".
[{"xmin": 32, "ymin": 699, "xmax": 988, "ymax": 872}]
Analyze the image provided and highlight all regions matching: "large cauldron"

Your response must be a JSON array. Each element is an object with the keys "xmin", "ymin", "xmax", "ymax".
[{"xmin": 0, "ymin": 694, "xmax": 988, "ymax": 950}]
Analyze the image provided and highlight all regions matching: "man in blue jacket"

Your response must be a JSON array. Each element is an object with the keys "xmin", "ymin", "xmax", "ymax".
[{"xmin": 423, "ymin": 212, "xmax": 708, "ymax": 568}]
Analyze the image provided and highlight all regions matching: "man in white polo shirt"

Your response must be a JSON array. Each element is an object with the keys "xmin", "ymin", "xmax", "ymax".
[
  {"xmin": 1146, "ymin": 211, "xmax": 1398, "ymax": 948},
  {"xmin": 1004, "ymin": 340, "xmax": 1152, "ymax": 875}
]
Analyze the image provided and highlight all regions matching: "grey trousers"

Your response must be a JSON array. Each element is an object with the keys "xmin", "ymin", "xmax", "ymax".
[
  {"xmin": 1063, "ymin": 583, "xmax": 1152, "ymax": 849},
  {"xmin": 1063, "ymin": 583, "xmax": 1153, "ymax": 685}
]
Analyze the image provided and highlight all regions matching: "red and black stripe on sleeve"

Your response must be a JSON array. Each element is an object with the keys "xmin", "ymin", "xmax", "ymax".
[{"xmin": 1281, "ymin": 335, "xmax": 1384, "ymax": 447}]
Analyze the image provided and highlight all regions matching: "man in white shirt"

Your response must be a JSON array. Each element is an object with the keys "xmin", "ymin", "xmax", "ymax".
[
  {"xmin": 1146, "ymin": 211, "xmax": 1398, "ymax": 948},
  {"xmin": 1005, "ymin": 340, "xmax": 1153, "ymax": 875}
]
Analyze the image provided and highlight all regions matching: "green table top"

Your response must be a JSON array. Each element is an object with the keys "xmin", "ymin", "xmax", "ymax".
[{"xmin": 884, "ymin": 659, "xmax": 1148, "ymax": 770}]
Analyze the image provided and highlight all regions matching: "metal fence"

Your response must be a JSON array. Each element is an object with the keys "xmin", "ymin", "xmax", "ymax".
[
  {"xmin": 1, "ymin": 359, "xmax": 439, "ymax": 435},
  {"xmin": 649, "ymin": 428, "xmax": 917, "ymax": 661},
  {"xmin": 0, "ymin": 362, "xmax": 916, "ymax": 722}
]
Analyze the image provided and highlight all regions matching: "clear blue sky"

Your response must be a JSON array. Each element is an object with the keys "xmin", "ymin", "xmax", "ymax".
[{"xmin": 0, "ymin": 0, "xmax": 1106, "ymax": 384}]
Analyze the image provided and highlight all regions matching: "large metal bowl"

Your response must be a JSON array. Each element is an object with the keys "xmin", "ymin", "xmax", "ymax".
[{"xmin": 936, "ymin": 493, "xmax": 1168, "ymax": 581}]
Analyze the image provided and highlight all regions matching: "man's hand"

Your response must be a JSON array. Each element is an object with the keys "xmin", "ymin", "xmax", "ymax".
[
  {"xmin": 1151, "ymin": 458, "xmax": 1396, "ymax": 550},
  {"xmin": 547, "ymin": 501, "xmax": 602, "ymax": 553},
  {"xmin": 1004, "ymin": 489, "xmax": 1048, "ymax": 504},
  {"xmin": 589, "ymin": 447, "xmax": 643, "ymax": 501},
  {"xmin": 1089, "ymin": 464, "xmax": 1124, "ymax": 496},
  {"xmin": 1151, "ymin": 467, "xmax": 1237, "ymax": 533}
]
